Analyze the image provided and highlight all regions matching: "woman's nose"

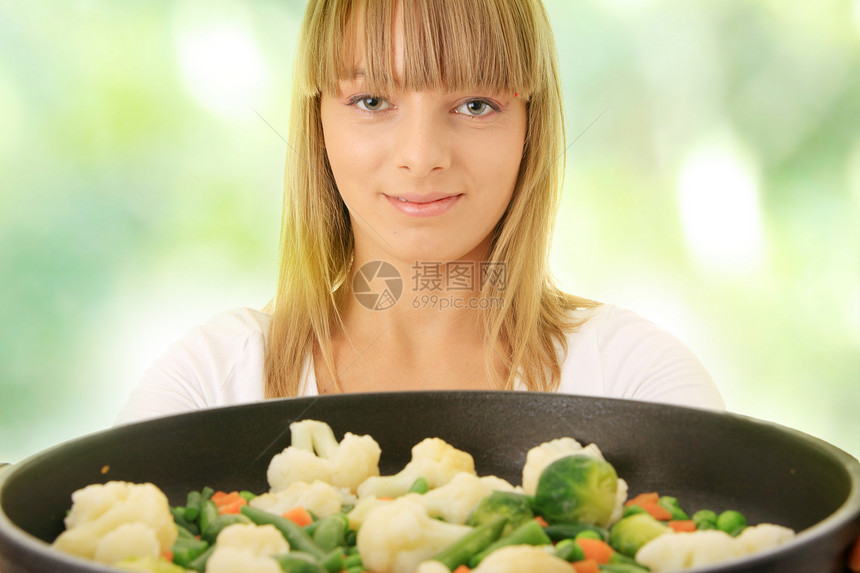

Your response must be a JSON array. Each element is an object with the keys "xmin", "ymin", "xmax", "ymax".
[{"xmin": 393, "ymin": 106, "xmax": 451, "ymax": 178}]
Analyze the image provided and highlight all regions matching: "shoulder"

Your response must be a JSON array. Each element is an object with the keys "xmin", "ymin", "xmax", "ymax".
[
  {"xmin": 114, "ymin": 308, "xmax": 272, "ymax": 425},
  {"xmin": 559, "ymin": 304, "xmax": 725, "ymax": 410},
  {"xmin": 191, "ymin": 307, "xmax": 272, "ymax": 345}
]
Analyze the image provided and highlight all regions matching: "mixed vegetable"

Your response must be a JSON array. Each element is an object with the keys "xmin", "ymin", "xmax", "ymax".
[{"xmin": 52, "ymin": 421, "xmax": 796, "ymax": 573}]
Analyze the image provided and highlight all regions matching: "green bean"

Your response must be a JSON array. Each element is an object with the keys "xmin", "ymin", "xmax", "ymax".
[
  {"xmin": 170, "ymin": 506, "xmax": 199, "ymax": 537},
  {"xmin": 187, "ymin": 545, "xmax": 215, "ymax": 573},
  {"xmin": 202, "ymin": 513, "xmax": 251, "ymax": 544},
  {"xmin": 343, "ymin": 553, "xmax": 363, "ymax": 569},
  {"xmin": 171, "ymin": 534, "xmax": 209, "ymax": 568},
  {"xmin": 469, "ymin": 519, "xmax": 551, "ymax": 568},
  {"xmin": 184, "ymin": 490, "xmax": 202, "ymax": 522},
  {"xmin": 198, "ymin": 500, "xmax": 218, "ymax": 537},
  {"xmin": 241, "ymin": 505, "xmax": 327, "ymax": 560},
  {"xmin": 543, "ymin": 523, "xmax": 609, "ymax": 542},
  {"xmin": 273, "ymin": 552, "xmax": 326, "ymax": 573},
  {"xmin": 319, "ymin": 549, "xmax": 346, "ymax": 573},
  {"xmin": 313, "ymin": 514, "xmax": 349, "ymax": 552},
  {"xmin": 433, "ymin": 516, "xmax": 507, "ymax": 571},
  {"xmin": 408, "ymin": 476, "xmax": 430, "ymax": 494},
  {"xmin": 599, "ymin": 564, "xmax": 651, "ymax": 573}
]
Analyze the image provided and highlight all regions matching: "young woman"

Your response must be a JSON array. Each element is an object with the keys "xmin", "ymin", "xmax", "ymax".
[{"xmin": 116, "ymin": 0, "xmax": 724, "ymax": 424}]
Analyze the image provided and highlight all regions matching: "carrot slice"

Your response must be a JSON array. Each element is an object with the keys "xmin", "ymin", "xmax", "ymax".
[
  {"xmin": 624, "ymin": 492, "xmax": 660, "ymax": 507},
  {"xmin": 282, "ymin": 505, "xmax": 314, "ymax": 527},
  {"xmin": 668, "ymin": 519, "xmax": 697, "ymax": 533},
  {"xmin": 849, "ymin": 534, "xmax": 860, "ymax": 572},
  {"xmin": 219, "ymin": 499, "xmax": 247, "ymax": 514},
  {"xmin": 575, "ymin": 538, "xmax": 614, "ymax": 564},
  {"xmin": 212, "ymin": 491, "xmax": 247, "ymax": 515},
  {"xmin": 571, "ymin": 559, "xmax": 600, "ymax": 573},
  {"xmin": 452, "ymin": 566, "xmax": 471, "ymax": 573},
  {"xmin": 636, "ymin": 500, "xmax": 673, "ymax": 521},
  {"xmin": 535, "ymin": 516, "xmax": 549, "ymax": 528}
]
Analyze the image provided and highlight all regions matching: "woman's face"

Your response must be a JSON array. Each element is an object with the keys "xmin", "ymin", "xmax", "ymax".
[{"xmin": 320, "ymin": 41, "xmax": 527, "ymax": 266}]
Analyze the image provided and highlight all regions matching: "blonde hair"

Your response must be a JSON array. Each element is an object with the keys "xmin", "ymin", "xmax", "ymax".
[{"xmin": 265, "ymin": 0, "xmax": 598, "ymax": 397}]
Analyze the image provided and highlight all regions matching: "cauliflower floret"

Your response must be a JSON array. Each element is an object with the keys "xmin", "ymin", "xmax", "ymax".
[
  {"xmin": 357, "ymin": 438, "xmax": 475, "ymax": 499},
  {"xmin": 53, "ymin": 481, "xmax": 177, "ymax": 563},
  {"xmin": 405, "ymin": 473, "xmax": 517, "ymax": 524},
  {"xmin": 414, "ymin": 561, "xmax": 452, "ymax": 573},
  {"xmin": 250, "ymin": 479, "xmax": 354, "ymax": 518},
  {"xmin": 636, "ymin": 523, "xmax": 797, "ymax": 573},
  {"xmin": 471, "ymin": 545, "xmax": 572, "ymax": 573},
  {"xmin": 114, "ymin": 557, "xmax": 188, "ymax": 573},
  {"xmin": 347, "ymin": 496, "xmax": 394, "ymax": 529},
  {"xmin": 267, "ymin": 419, "xmax": 381, "ymax": 493},
  {"xmin": 636, "ymin": 530, "xmax": 743, "ymax": 571},
  {"xmin": 206, "ymin": 523, "xmax": 289, "ymax": 573},
  {"xmin": 357, "ymin": 497, "xmax": 473, "ymax": 573},
  {"xmin": 93, "ymin": 523, "xmax": 160, "ymax": 564},
  {"xmin": 522, "ymin": 437, "xmax": 627, "ymax": 524},
  {"xmin": 734, "ymin": 523, "xmax": 795, "ymax": 554}
]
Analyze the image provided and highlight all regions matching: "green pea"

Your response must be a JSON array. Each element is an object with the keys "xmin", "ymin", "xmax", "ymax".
[{"xmin": 716, "ymin": 510, "xmax": 747, "ymax": 536}]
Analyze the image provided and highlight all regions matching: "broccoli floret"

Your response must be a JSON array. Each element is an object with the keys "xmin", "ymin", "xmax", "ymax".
[{"xmin": 466, "ymin": 491, "xmax": 534, "ymax": 536}]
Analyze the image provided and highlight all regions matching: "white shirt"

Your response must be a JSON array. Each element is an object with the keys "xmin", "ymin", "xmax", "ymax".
[{"xmin": 115, "ymin": 305, "xmax": 725, "ymax": 425}]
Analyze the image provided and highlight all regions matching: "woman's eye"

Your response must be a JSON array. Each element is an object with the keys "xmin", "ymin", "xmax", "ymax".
[
  {"xmin": 354, "ymin": 96, "xmax": 391, "ymax": 112},
  {"xmin": 456, "ymin": 99, "xmax": 496, "ymax": 117}
]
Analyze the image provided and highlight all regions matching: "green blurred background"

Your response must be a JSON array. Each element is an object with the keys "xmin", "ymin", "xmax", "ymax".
[{"xmin": 1, "ymin": 0, "xmax": 858, "ymax": 463}]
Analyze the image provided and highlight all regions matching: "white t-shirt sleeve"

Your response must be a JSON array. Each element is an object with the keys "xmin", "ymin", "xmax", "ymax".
[
  {"xmin": 559, "ymin": 305, "xmax": 725, "ymax": 410},
  {"xmin": 114, "ymin": 308, "xmax": 271, "ymax": 425}
]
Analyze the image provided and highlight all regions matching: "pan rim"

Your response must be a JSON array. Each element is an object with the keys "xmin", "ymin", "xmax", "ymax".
[{"xmin": 1, "ymin": 392, "xmax": 859, "ymax": 572}]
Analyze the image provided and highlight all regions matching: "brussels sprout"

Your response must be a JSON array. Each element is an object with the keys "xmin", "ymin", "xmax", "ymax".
[
  {"xmin": 467, "ymin": 490, "xmax": 534, "ymax": 537},
  {"xmin": 532, "ymin": 455, "xmax": 618, "ymax": 527},
  {"xmin": 608, "ymin": 512, "xmax": 670, "ymax": 558},
  {"xmin": 717, "ymin": 510, "xmax": 747, "ymax": 536},
  {"xmin": 657, "ymin": 496, "xmax": 689, "ymax": 520},
  {"xmin": 692, "ymin": 509, "xmax": 718, "ymax": 530}
]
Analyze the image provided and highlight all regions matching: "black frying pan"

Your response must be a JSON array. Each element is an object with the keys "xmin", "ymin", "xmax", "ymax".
[{"xmin": 1, "ymin": 392, "xmax": 858, "ymax": 572}]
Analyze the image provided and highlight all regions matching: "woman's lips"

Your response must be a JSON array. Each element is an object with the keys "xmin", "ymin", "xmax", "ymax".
[{"xmin": 385, "ymin": 193, "xmax": 463, "ymax": 217}]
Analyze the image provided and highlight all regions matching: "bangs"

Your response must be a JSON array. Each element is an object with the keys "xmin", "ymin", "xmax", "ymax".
[{"xmin": 297, "ymin": 0, "xmax": 548, "ymax": 98}]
